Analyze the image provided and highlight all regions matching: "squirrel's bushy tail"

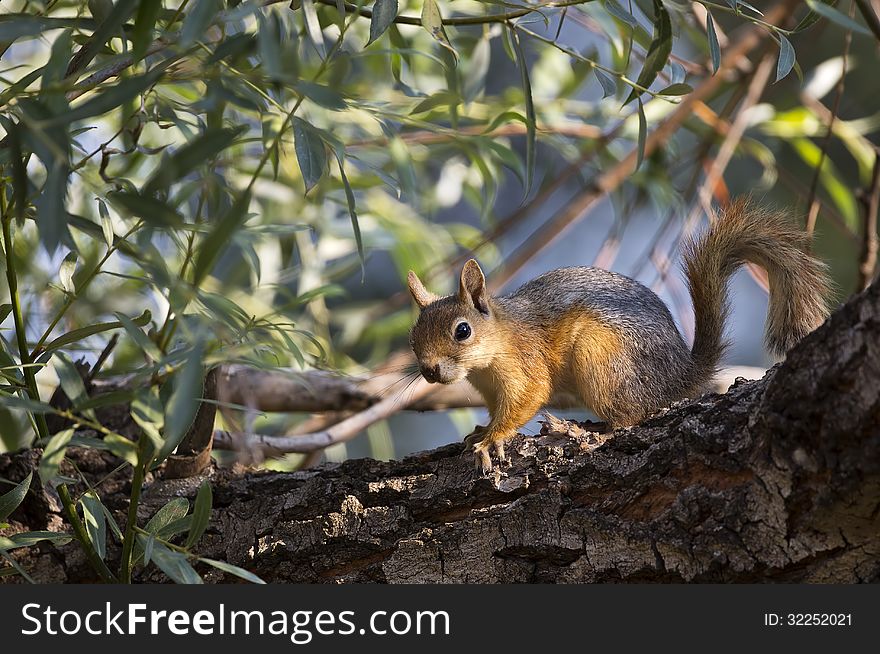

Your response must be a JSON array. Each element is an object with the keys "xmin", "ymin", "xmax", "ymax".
[{"xmin": 682, "ymin": 198, "xmax": 831, "ymax": 385}]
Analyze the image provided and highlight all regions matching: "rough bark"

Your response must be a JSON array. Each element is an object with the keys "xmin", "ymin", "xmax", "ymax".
[{"xmin": 2, "ymin": 281, "xmax": 878, "ymax": 583}]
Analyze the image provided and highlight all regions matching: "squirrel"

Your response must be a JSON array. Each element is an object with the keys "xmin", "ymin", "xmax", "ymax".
[{"xmin": 407, "ymin": 199, "xmax": 832, "ymax": 473}]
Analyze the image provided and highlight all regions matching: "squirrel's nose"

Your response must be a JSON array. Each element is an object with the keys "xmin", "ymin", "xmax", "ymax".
[{"xmin": 419, "ymin": 363, "xmax": 440, "ymax": 382}]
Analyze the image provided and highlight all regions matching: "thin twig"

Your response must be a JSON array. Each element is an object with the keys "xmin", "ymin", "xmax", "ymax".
[
  {"xmin": 804, "ymin": 1, "xmax": 854, "ymax": 236},
  {"xmin": 213, "ymin": 377, "xmax": 435, "ymax": 455}
]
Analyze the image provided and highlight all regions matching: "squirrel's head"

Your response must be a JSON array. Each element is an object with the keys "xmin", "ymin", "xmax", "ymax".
[{"xmin": 407, "ymin": 259, "xmax": 499, "ymax": 384}]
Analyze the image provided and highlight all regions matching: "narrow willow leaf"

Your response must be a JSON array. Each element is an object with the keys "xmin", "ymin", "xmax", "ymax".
[
  {"xmin": 132, "ymin": 0, "xmax": 162, "ymax": 62},
  {"xmin": 97, "ymin": 199, "xmax": 114, "ymax": 248},
  {"xmin": 624, "ymin": 0, "xmax": 672, "ymax": 105},
  {"xmin": 191, "ymin": 191, "xmax": 252, "ymax": 284},
  {"xmin": 334, "ymin": 151, "xmax": 364, "ymax": 272},
  {"xmin": 0, "ymin": 472, "xmax": 32, "ymax": 521},
  {"xmin": 301, "ymin": 0, "xmax": 326, "ymax": 58},
  {"xmin": 793, "ymin": 0, "xmax": 835, "ymax": 32},
  {"xmin": 42, "ymin": 310, "xmax": 151, "ymax": 354},
  {"xmin": 4, "ymin": 531, "xmax": 72, "ymax": 549},
  {"xmin": 636, "ymin": 98, "xmax": 647, "ymax": 171},
  {"xmin": 185, "ymin": 481, "xmax": 212, "ymax": 549},
  {"xmin": 199, "ymin": 557, "xmax": 266, "ymax": 584},
  {"xmin": 706, "ymin": 12, "xmax": 721, "ymax": 74},
  {"xmin": 54, "ymin": 352, "xmax": 93, "ymax": 418},
  {"xmin": 150, "ymin": 542, "xmax": 203, "ymax": 584},
  {"xmin": 113, "ymin": 311, "xmax": 162, "ymax": 361},
  {"xmin": 605, "ymin": 0, "xmax": 639, "ymax": 27},
  {"xmin": 805, "ymin": 0, "xmax": 870, "ymax": 35},
  {"xmin": 108, "ymin": 190, "xmax": 183, "ymax": 228},
  {"xmin": 39, "ymin": 428, "xmax": 74, "ymax": 486},
  {"xmin": 294, "ymin": 82, "xmax": 347, "ymax": 110},
  {"xmin": 368, "ymin": 0, "xmax": 398, "ymax": 45},
  {"xmin": 509, "ymin": 26, "xmax": 535, "ymax": 193},
  {"xmin": 421, "ymin": 0, "xmax": 458, "ymax": 61},
  {"xmin": 293, "ymin": 117, "xmax": 327, "ymax": 193},
  {"xmin": 80, "ymin": 491, "xmax": 107, "ymax": 560},
  {"xmin": 658, "ymin": 83, "xmax": 693, "ymax": 95},
  {"xmin": 68, "ymin": 0, "xmax": 137, "ymax": 76},
  {"xmin": 594, "ymin": 68, "xmax": 617, "ymax": 98},
  {"xmin": 143, "ymin": 127, "xmax": 244, "ymax": 195},
  {"xmin": 58, "ymin": 251, "xmax": 77, "ymax": 294},
  {"xmin": 180, "ymin": 0, "xmax": 221, "ymax": 48},
  {"xmin": 56, "ymin": 65, "xmax": 169, "ymax": 126},
  {"xmin": 155, "ymin": 340, "xmax": 205, "ymax": 465},
  {"xmin": 775, "ymin": 34, "xmax": 796, "ymax": 82}
]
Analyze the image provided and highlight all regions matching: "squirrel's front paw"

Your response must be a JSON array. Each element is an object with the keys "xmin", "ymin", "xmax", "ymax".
[
  {"xmin": 472, "ymin": 437, "xmax": 507, "ymax": 475},
  {"xmin": 462, "ymin": 425, "xmax": 487, "ymax": 449}
]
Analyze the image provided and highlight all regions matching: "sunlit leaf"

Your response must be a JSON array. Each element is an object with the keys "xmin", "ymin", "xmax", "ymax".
[
  {"xmin": 80, "ymin": 491, "xmax": 107, "ymax": 560},
  {"xmin": 707, "ymin": 12, "xmax": 721, "ymax": 74},
  {"xmin": 776, "ymin": 34, "xmax": 796, "ymax": 82}
]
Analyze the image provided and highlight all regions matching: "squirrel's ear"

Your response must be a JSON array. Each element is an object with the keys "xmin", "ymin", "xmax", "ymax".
[
  {"xmin": 407, "ymin": 271, "xmax": 437, "ymax": 309},
  {"xmin": 459, "ymin": 259, "xmax": 490, "ymax": 315}
]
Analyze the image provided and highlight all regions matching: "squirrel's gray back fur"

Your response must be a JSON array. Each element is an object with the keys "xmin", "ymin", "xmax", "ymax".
[{"xmin": 497, "ymin": 266, "xmax": 697, "ymax": 421}]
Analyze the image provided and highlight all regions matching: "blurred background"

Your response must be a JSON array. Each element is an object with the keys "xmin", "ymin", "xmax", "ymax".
[{"xmin": 0, "ymin": 0, "xmax": 877, "ymax": 468}]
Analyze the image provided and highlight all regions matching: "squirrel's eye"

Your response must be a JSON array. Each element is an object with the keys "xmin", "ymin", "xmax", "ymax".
[{"xmin": 454, "ymin": 322, "xmax": 471, "ymax": 341}]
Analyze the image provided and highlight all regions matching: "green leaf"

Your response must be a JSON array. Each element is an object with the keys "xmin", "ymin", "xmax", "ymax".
[
  {"xmin": 192, "ymin": 191, "xmax": 252, "ymax": 284},
  {"xmin": 97, "ymin": 199, "xmax": 114, "ymax": 248},
  {"xmin": 127, "ymin": 391, "xmax": 162, "ymax": 441},
  {"xmin": 334, "ymin": 151, "xmax": 364, "ymax": 272},
  {"xmin": 293, "ymin": 117, "xmax": 328, "ymax": 193},
  {"xmin": 58, "ymin": 251, "xmax": 77, "ymax": 294},
  {"xmin": 706, "ymin": 12, "xmax": 721, "ymax": 74},
  {"xmin": 80, "ymin": 491, "xmax": 107, "ymax": 560},
  {"xmin": 107, "ymin": 191, "xmax": 183, "ymax": 228},
  {"xmin": 113, "ymin": 311, "xmax": 162, "ymax": 361},
  {"xmin": 605, "ymin": 0, "xmax": 638, "ymax": 27},
  {"xmin": 368, "ymin": 0, "xmax": 398, "ymax": 45},
  {"xmin": 509, "ymin": 26, "xmax": 535, "ymax": 194},
  {"xmin": 658, "ymin": 83, "xmax": 693, "ymax": 95},
  {"xmin": 39, "ymin": 428, "xmax": 74, "ymax": 486},
  {"xmin": 35, "ymin": 158, "xmax": 70, "ymax": 254},
  {"xmin": 636, "ymin": 97, "xmax": 647, "ymax": 171},
  {"xmin": 0, "ymin": 304, "xmax": 11, "ymax": 323},
  {"xmin": 775, "ymin": 34, "xmax": 796, "ymax": 82},
  {"xmin": 145, "ymin": 498, "xmax": 190, "ymax": 536},
  {"xmin": 54, "ymin": 352, "xmax": 94, "ymax": 418},
  {"xmin": 0, "ymin": 472, "xmax": 32, "ymax": 521},
  {"xmin": 41, "ymin": 310, "xmax": 151, "ymax": 354},
  {"xmin": 180, "ymin": 0, "xmax": 222, "ymax": 48},
  {"xmin": 155, "ymin": 341, "xmax": 205, "ymax": 465},
  {"xmin": 421, "ymin": 0, "xmax": 458, "ymax": 60},
  {"xmin": 0, "ymin": 393, "xmax": 53, "ymax": 414},
  {"xmin": 150, "ymin": 542, "xmax": 203, "ymax": 584},
  {"xmin": 805, "ymin": 0, "xmax": 870, "ymax": 35},
  {"xmin": 594, "ymin": 68, "xmax": 617, "ymax": 98},
  {"xmin": 624, "ymin": 0, "xmax": 672, "ymax": 105},
  {"xmin": 1, "ymin": 530, "xmax": 72, "ymax": 550},
  {"xmin": 294, "ymin": 82, "xmax": 347, "ymax": 110},
  {"xmin": 185, "ymin": 481, "xmax": 212, "ymax": 549},
  {"xmin": 410, "ymin": 90, "xmax": 460, "ymax": 114},
  {"xmin": 67, "ymin": 0, "xmax": 137, "ymax": 77},
  {"xmin": 53, "ymin": 65, "xmax": 168, "ymax": 126},
  {"xmin": 143, "ymin": 127, "xmax": 245, "ymax": 195},
  {"xmin": 199, "ymin": 557, "xmax": 265, "ymax": 584},
  {"xmin": 132, "ymin": 0, "xmax": 162, "ymax": 62}
]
